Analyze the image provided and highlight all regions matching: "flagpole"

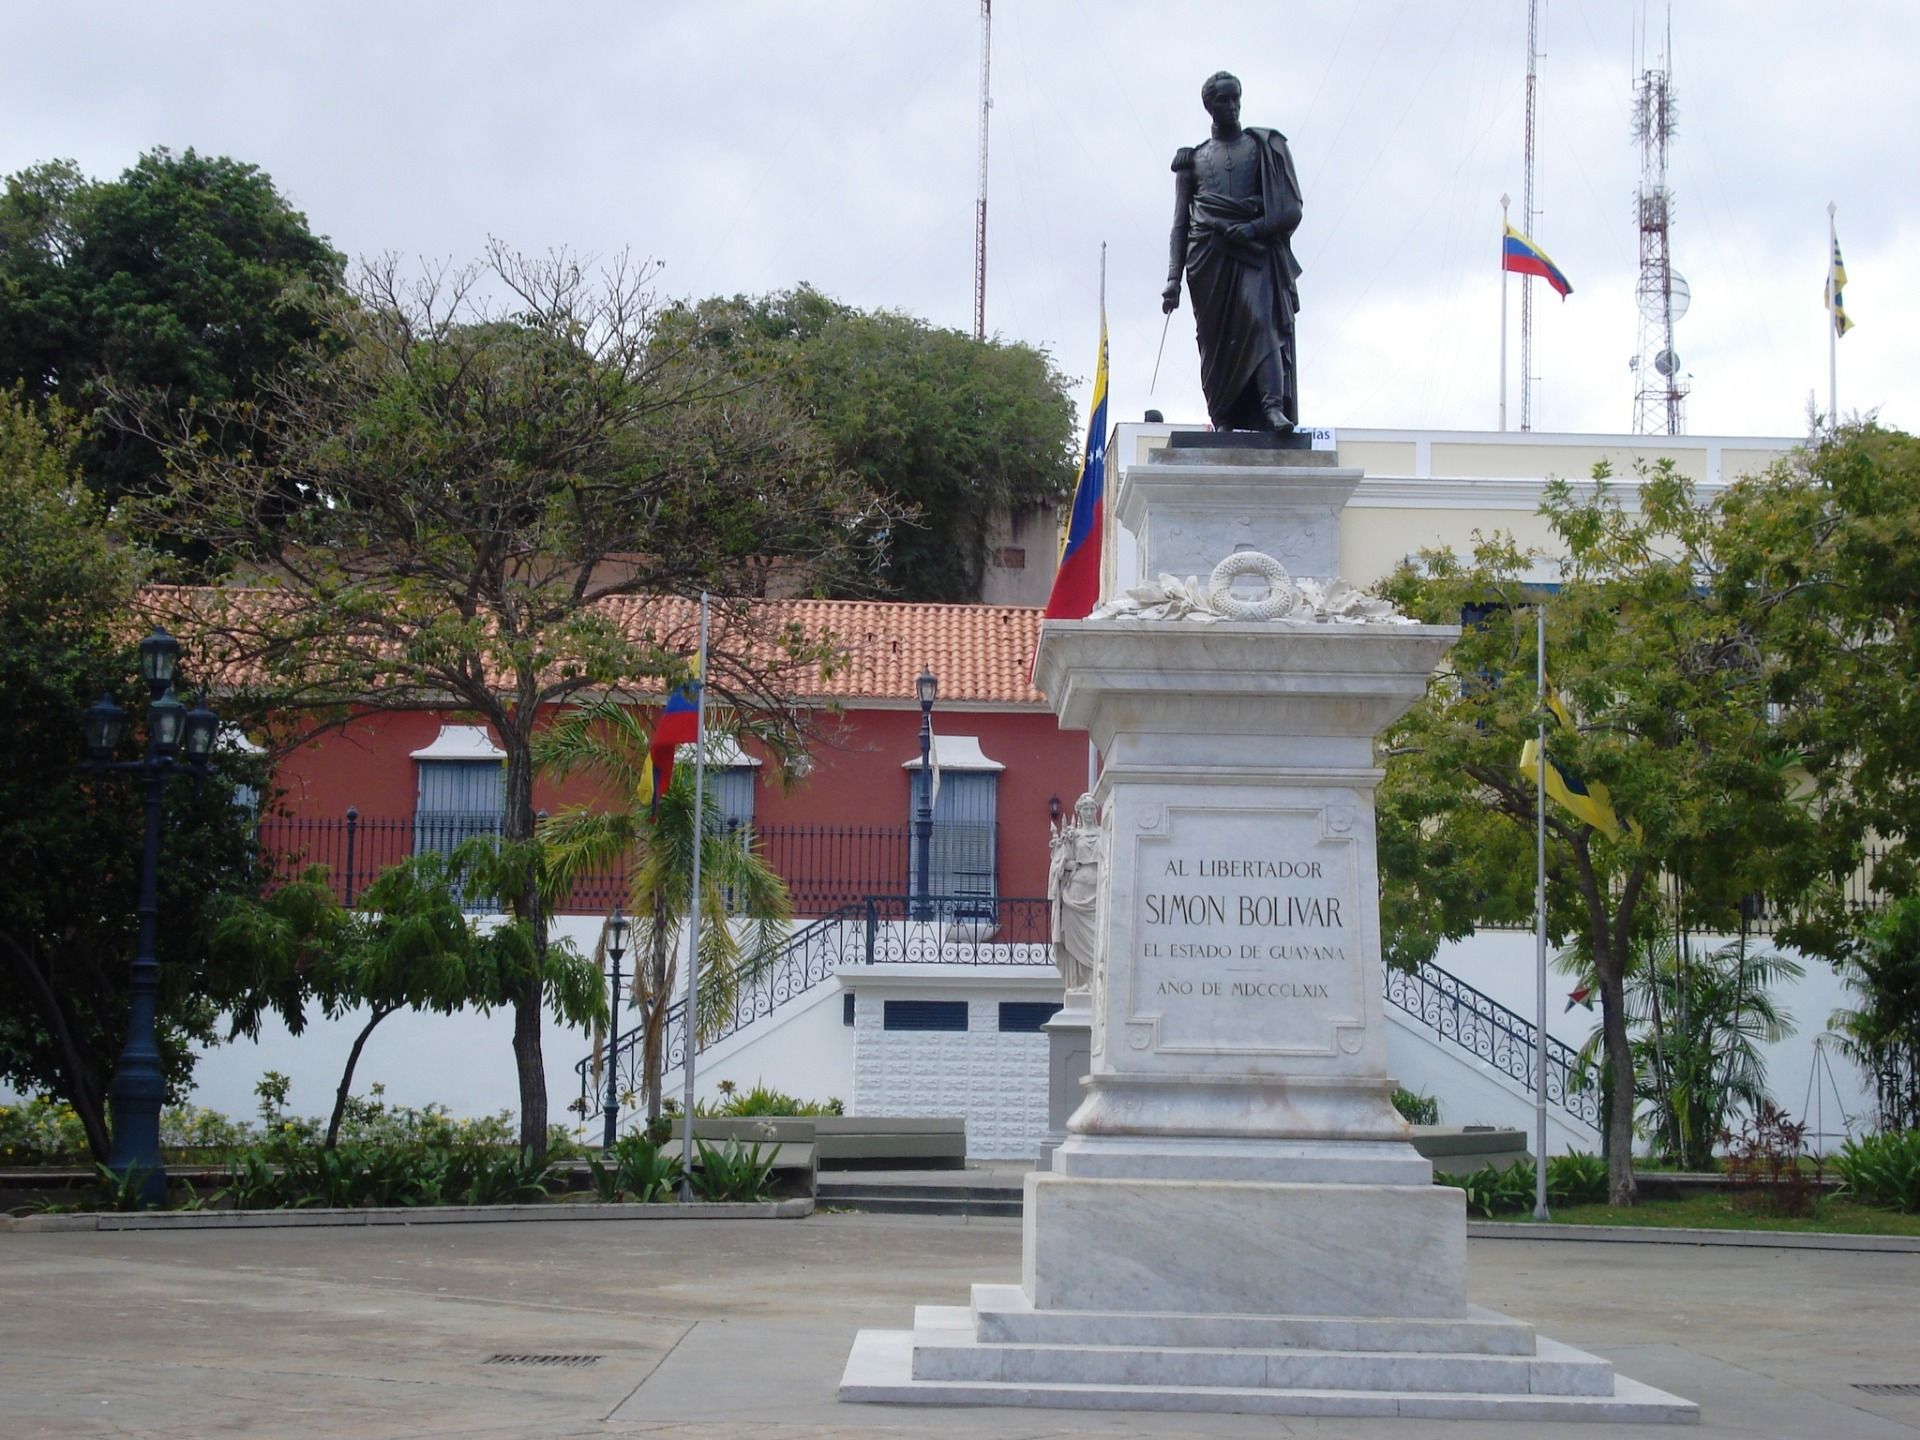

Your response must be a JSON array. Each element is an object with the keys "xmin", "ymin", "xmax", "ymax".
[
  {"xmin": 677, "ymin": 591, "xmax": 710, "ymax": 1200},
  {"xmin": 1827, "ymin": 201, "xmax": 1839, "ymax": 423},
  {"xmin": 1534, "ymin": 600, "xmax": 1550, "ymax": 1220},
  {"xmin": 1090, "ymin": 242, "xmax": 1106, "ymax": 796},
  {"xmin": 1499, "ymin": 194, "xmax": 1511, "ymax": 432}
]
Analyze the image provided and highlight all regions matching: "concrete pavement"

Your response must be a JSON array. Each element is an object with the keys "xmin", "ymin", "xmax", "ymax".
[{"xmin": 2, "ymin": 1211, "xmax": 1917, "ymax": 1438}]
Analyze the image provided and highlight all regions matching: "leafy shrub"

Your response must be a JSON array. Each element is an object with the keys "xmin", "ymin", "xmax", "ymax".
[
  {"xmin": 1832, "ymin": 1130, "xmax": 1920, "ymax": 1213},
  {"xmin": 1434, "ymin": 1153, "xmax": 1608, "ymax": 1216},
  {"xmin": 0, "ymin": 1096, "xmax": 91, "ymax": 1163},
  {"xmin": 688, "ymin": 1138, "xmax": 776, "ymax": 1202},
  {"xmin": 1392, "ymin": 1088, "xmax": 1439, "ymax": 1126},
  {"xmin": 1437, "ymin": 1161, "xmax": 1537, "ymax": 1217},
  {"xmin": 216, "ymin": 1133, "xmax": 556, "ymax": 1210},
  {"xmin": 1546, "ymin": 1151, "xmax": 1609, "ymax": 1207},
  {"xmin": 161, "ymin": 1105, "xmax": 258, "ymax": 1154},
  {"xmin": 699, "ymin": 1081, "xmax": 845, "ymax": 1117},
  {"xmin": 1722, "ymin": 1104, "xmax": 1817, "ymax": 1217},
  {"xmin": 588, "ymin": 1134, "xmax": 683, "ymax": 1203}
]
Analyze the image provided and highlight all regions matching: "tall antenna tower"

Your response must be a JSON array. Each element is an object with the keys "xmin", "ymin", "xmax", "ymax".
[
  {"xmin": 973, "ymin": 0, "xmax": 992, "ymax": 341},
  {"xmin": 1518, "ymin": 0, "xmax": 1540, "ymax": 431},
  {"xmin": 1630, "ymin": 9, "xmax": 1688, "ymax": 434}
]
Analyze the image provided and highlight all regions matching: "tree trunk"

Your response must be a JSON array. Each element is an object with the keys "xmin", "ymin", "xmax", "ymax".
[
  {"xmin": 325, "ymin": 1005, "xmax": 395, "ymax": 1149},
  {"xmin": 501, "ymin": 722, "xmax": 548, "ymax": 1159},
  {"xmin": 1597, "ymin": 955, "xmax": 1639, "ymax": 1206},
  {"xmin": 0, "ymin": 932, "xmax": 112, "ymax": 1162},
  {"xmin": 642, "ymin": 925, "xmax": 672, "ymax": 1121}
]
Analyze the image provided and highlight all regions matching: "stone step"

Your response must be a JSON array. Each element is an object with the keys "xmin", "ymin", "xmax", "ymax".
[
  {"xmin": 815, "ymin": 1192, "xmax": 1022, "ymax": 1219},
  {"xmin": 965, "ymin": 1284, "xmax": 1536, "ymax": 1355},
  {"xmin": 909, "ymin": 1330, "xmax": 1614, "ymax": 1397},
  {"xmin": 816, "ymin": 1180, "xmax": 1019, "ymax": 1203},
  {"xmin": 840, "ymin": 1329, "xmax": 1700, "ymax": 1424}
]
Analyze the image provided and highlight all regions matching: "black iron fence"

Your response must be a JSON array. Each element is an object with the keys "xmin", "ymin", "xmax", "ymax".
[
  {"xmin": 574, "ymin": 895, "xmax": 1056, "ymax": 1120},
  {"xmin": 258, "ymin": 813, "xmax": 1000, "ymax": 916}
]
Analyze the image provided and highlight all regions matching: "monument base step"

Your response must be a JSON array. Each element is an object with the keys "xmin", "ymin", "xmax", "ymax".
[{"xmin": 839, "ymin": 1297, "xmax": 1698, "ymax": 1423}]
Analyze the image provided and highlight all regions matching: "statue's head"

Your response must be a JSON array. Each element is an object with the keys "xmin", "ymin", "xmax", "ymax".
[
  {"xmin": 1074, "ymin": 793, "xmax": 1100, "ymax": 829},
  {"xmin": 1201, "ymin": 71, "xmax": 1242, "ymax": 127}
]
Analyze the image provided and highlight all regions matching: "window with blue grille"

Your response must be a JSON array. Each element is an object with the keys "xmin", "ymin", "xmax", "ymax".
[
  {"xmin": 998, "ymin": 1001, "xmax": 1062, "ymax": 1033},
  {"xmin": 909, "ymin": 770, "xmax": 998, "ymax": 905},
  {"xmin": 414, "ymin": 760, "xmax": 505, "ymax": 856},
  {"xmin": 882, "ymin": 999, "xmax": 968, "ymax": 1032}
]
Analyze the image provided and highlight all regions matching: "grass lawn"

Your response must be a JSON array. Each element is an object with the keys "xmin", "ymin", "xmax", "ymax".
[{"xmin": 1487, "ymin": 1193, "xmax": 1920, "ymax": 1236}]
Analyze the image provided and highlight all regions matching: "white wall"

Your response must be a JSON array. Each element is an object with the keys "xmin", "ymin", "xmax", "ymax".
[
  {"xmin": 1404, "ymin": 930, "xmax": 1875, "ymax": 1155},
  {"xmin": 848, "ymin": 966, "xmax": 1065, "ymax": 1160},
  {"xmin": 658, "ymin": 980, "xmax": 854, "ymax": 1118}
]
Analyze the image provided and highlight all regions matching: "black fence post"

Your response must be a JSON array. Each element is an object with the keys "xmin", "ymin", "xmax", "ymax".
[
  {"xmin": 343, "ymin": 806, "xmax": 360, "ymax": 906},
  {"xmin": 864, "ymin": 896, "xmax": 878, "ymax": 965}
]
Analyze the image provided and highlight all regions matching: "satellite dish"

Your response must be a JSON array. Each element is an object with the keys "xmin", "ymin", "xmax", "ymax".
[
  {"xmin": 1636, "ymin": 269, "xmax": 1691, "ymax": 323},
  {"xmin": 1654, "ymin": 349, "xmax": 1680, "ymax": 377}
]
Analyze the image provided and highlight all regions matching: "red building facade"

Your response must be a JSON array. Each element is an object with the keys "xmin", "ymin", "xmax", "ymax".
[{"xmin": 256, "ymin": 599, "xmax": 1089, "ymax": 916}]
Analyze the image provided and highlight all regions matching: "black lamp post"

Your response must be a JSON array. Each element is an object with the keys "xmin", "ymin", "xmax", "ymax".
[
  {"xmin": 81, "ymin": 627, "xmax": 219, "ymax": 1208},
  {"xmin": 602, "ymin": 906, "xmax": 631, "ymax": 1151},
  {"xmin": 914, "ymin": 667, "xmax": 938, "ymax": 920}
]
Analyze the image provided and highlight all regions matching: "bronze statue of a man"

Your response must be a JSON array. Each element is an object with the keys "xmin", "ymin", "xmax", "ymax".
[{"xmin": 1161, "ymin": 71, "xmax": 1304, "ymax": 433}]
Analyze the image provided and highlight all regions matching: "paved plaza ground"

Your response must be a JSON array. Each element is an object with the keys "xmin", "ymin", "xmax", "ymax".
[{"xmin": 2, "ymin": 1211, "xmax": 1917, "ymax": 1439}]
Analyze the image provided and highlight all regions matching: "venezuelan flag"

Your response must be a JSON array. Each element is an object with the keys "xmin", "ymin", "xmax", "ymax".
[
  {"xmin": 641, "ymin": 665, "xmax": 702, "ymax": 816},
  {"xmin": 1502, "ymin": 225, "xmax": 1573, "ymax": 299},
  {"xmin": 1040, "ymin": 313, "xmax": 1108, "ymax": 626}
]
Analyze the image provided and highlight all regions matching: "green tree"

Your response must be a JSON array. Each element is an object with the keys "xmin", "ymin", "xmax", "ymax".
[
  {"xmin": 211, "ymin": 850, "xmax": 604, "ymax": 1148},
  {"xmin": 1562, "ymin": 932, "xmax": 1801, "ymax": 1171},
  {"xmin": 139, "ymin": 249, "xmax": 874, "ymax": 1157},
  {"xmin": 0, "ymin": 149, "xmax": 344, "ymax": 518},
  {"xmin": 0, "ymin": 391, "xmax": 266, "ymax": 1161},
  {"xmin": 537, "ymin": 703, "xmax": 792, "ymax": 1124},
  {"xmin": 1829, "ymin": 896, "xmax": 1920, "ymax": 1133},
  {"xmin": 668, "ymin": 285, "xmax": 1079, "ymax": 602},
  {"xmin": 1713, "ymin": 423, "xmax": 1920, "ymax": 950},
  {"xmin": 1377, "ymin": 462, "xmax": 1842, "ymax": 1204}
]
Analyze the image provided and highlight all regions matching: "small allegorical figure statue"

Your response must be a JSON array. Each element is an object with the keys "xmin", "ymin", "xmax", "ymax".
[
  {"xmin": 1161, "ymin": 70, "xmax": 1305, "ymax": 433},
  {"xmin": 1048, "ymin": 793, "xmax": 1103, "ymax": 992}
]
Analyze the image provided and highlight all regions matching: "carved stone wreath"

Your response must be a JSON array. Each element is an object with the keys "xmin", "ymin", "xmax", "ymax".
[{"xmin": 1206, "ymin": 551, "xmax": 1297, "ymax": 620}]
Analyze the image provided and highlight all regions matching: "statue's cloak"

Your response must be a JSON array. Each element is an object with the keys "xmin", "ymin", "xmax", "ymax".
[{"xmin": 1177, "ymin": 127, "xmax": 1304, "ymax": 429}]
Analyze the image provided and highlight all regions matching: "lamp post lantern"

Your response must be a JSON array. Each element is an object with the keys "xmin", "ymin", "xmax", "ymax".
[
  {"xmin": 81, "ymin": 628, "xmax": 219, "ymax": 1208},
  {"xmin": 602, "ymin": 907, "xmax": 631, "ymax": 1151},
  {"xmin": 914, "ymin": 667, "xmax": 938, "ymax": 920}
]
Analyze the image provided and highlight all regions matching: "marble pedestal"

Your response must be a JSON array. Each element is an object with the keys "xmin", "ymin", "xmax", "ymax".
[
  {"xmin": 1035, "ymin": 991, "xmax": 1090, "ymax": 1172},
  {"xmin": 841, "ymin": 447, "xmax": 1695, "ymax": 1423}
]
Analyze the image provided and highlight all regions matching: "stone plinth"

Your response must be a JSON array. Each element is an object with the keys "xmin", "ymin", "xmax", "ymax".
[
  {"xmin": 841, "ymin": 447, "xmax": 1695, "ymax": 1423},
  {"xmin": 1035, "ymin": 991, "xmax": 1089, "ymax": 1172},
  {"xmin": 1114, "ymin": 449, "xmax": 1357, "ymax": 586}
]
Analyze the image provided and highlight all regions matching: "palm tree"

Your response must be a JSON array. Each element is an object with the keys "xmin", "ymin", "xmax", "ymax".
[
  {"xmin": 1563, "ymin": 928, "xmax": 1801, "ymax": 1170},
  {"xmin": 1829, "ymin": 895, "xmax": 1920, "ymax": 1132},
  {"xmin": 536, "ymin": 699, "xmax": 791, "ymax": 1125}
]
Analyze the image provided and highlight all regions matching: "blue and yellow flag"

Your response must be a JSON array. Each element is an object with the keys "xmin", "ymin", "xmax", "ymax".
[
  {"xmin": 1519, "ymin": 687, "xmax": 1632, "ymax": 841},
  {"xmin": 1826, "ymin": 235, "xmax": 1854, "ymax": 337}
]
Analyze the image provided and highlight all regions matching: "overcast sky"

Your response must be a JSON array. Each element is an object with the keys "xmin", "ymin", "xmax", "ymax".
[{"xmin": 8, "ymin": 1, "xmax": 1915, "ymax": 448}]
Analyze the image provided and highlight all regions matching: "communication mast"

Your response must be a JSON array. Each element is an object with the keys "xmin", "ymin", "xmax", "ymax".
[
  {"xmin": 1518, "ymin": 0, "xmax": 1539, "ymax": 431},
  {"xmin": 973, "ymin": 0, "xmax": 992, "ymax": 341},
  {"xmin": 1630, "ymin": 10, "xmax": 1687, "ymax": 434}
]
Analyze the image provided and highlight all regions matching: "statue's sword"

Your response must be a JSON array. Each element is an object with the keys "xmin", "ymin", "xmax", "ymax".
[{"xmin": 1149, "ymin": 310, "xmax": 1172, "ymax": 394}]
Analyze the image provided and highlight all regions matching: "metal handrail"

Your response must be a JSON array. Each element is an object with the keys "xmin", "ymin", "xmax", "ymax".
[
  {"xmin": 574, "ymin": 895, "xmax": 1056, "ymax": 1123},
  {"xmin": 1383, "ymin": 958, "xmax": 1601, "ymax": 1130}
]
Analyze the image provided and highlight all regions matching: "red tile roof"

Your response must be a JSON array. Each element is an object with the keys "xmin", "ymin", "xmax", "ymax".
[{"xmin": 143, "ymin": 587, "xmax": 1050, "ymax": 708}]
